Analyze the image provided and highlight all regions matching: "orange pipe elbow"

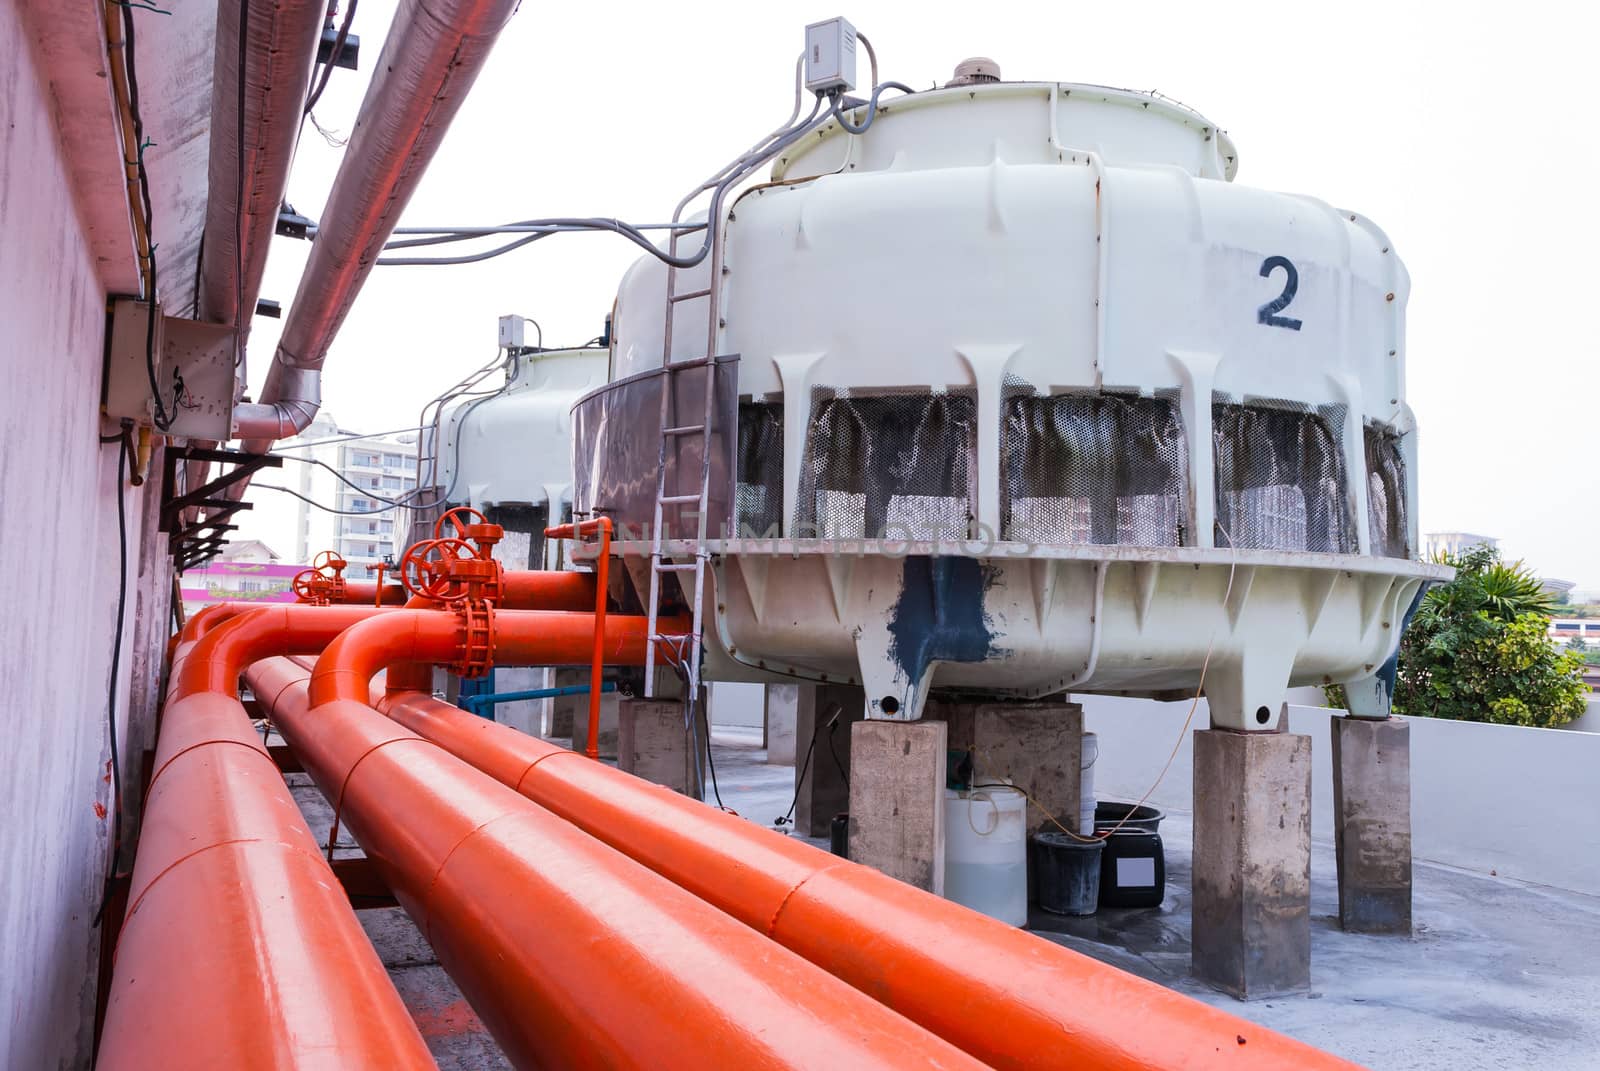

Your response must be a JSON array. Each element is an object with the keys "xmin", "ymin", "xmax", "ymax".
[
  {"xmin": 307, "ymin": 608, "xmax": 680, "ymax": 708},
  {"xmin": 372, "ymin": 689, "xmax": 1360, "ymax": 1071},
  {"xmin": 98, "ymin": 614, "xmax": 433, "ymax": 1069},
  {"xmin": 246, "ymin": 658, "xmax": 988, "ymax": 1071}
]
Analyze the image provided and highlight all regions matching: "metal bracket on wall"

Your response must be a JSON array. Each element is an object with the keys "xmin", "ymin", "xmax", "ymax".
[{"xmin": 159, "ymin": 445, "xmax": 281, "ymax": 570}]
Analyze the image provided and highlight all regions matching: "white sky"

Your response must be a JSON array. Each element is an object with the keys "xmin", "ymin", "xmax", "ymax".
[{"xmin": 245, "ymin": 0, "xmax": 1600, "ymax": 586}]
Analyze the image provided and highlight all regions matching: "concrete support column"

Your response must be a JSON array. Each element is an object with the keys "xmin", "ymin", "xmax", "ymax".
[
  {"xmin": 1331, "ymin": 715, "xmax": 1412, "ymax": 934},
  {"xmin": 548, "ymin": 666, "xmax": 587, "ymax": 739},
  {"xmin": 968, "ymin": 702, "xmax": 1084, "ymax": 836},
  {"xmin": 848, "ymin": 719, "xmax": 948, "ymax": 893},
  {"xmin": 764, "ymin": 684, "xmax": 799, "ymax": 766},
  {"xmin": 1192, "ymin": 728, "xmax": 1312, "ymax": 999},
  {"xmin": 619, "ymin": 698, "xmax": 705, "ymax": 795},
  {"xmin": 570, "ymin": 686, "xmax": 621, "ymax": 760},
  {"xmin": 794, "ymin": 684, "xmax": 865, "ymax": 837}
]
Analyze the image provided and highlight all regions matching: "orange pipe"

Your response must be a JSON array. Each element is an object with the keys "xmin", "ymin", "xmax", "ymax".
[
  {"xmin": 337, "ymin": 579, "xmax": 408, "ymax": 605},
  {"xmin": 499, "ymin": 568, "xmax": 597, "ymax": 611},
  {"xmin": 372, "ymin": 688, "xmax": 1361, "ymax": 1071},
  {"xmin": 245, "ymin": 657, "xmax": 988, "ymax": 1071},
  {"xmin": 307, "ymin": 608, "xmax": 681, "ymax": 708},
  {"xmin": 97, "ymin": 608, "xmax": 433, "ymax": 1069},
  {"xmin": 544, "ymin": 519, "xmax": 611, "ymax": 759}
]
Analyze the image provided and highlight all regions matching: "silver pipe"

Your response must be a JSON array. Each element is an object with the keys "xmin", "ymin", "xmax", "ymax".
[
  {"xmin": 232, "ymin": 0, "xmax": 522, "ymax": 446},
  {"xmin": 185, "ymin": 0, "xmax": 325, "ymax": 532},
  {"xmin": 199, "ymin": 0, "xmax": 325, "ymax": 332}
]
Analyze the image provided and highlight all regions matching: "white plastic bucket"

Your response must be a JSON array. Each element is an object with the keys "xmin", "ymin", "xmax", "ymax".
[
  {"xmin": 1080, "ymin": 731, "xmax": 1098, "ymax": 836},
  {"xmin": 944, "ymin": 786, "xmax": 1028, "ymax": 925}
]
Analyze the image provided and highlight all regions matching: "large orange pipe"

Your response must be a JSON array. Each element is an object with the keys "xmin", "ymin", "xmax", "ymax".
[
  {"xmin": 245, "ymin": 657, "xmax": 988, "ymax": 1071},
  {"xmin": 370, "ymin": 688, "xmax": 1361, "ymax": 1071},
  {"xmin": 98, "ymin": 607, "xmax": 432, "ymax": 1069},
  {"xmin": 307, "ymin": 608, "xmax": 680, "ymax": 708},
  {"xmin": 336, "ymin": 579, "xmax": 409, "ymax": 605}
]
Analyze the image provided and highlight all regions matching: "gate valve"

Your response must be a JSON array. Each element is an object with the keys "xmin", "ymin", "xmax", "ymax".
[
  {"xmin": 310, "ymin": 550, "xmax": 349, "ymax": 602},
  {"xmin": 291, "ymin": 568, "xmax": 335, "ymax": 606},
  {"xmin": 399, "ymin": 537, "xmax": 501, "ymax": 604},
  {"xmin": 434, "ymin": 506, "xmax": 504, "ymax": 559}
]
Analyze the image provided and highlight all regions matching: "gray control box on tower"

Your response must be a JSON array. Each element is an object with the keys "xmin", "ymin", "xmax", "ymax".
[{"xmin": 804, "ymin": 17, "xmax": 857, "ymax": 94}]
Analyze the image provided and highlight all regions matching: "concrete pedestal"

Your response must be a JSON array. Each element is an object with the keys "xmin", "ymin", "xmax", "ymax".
[
  {"xmin": 1331, "ymin": 716, "xmax": 1412, "ymax": 935},
  {"xmin": 1192, "ymin": 728, "xmax": 1312, "ymax": 999},
  {"xmin": 619, "ymin": 698, "xmax": 705, "ymax": 796},
  {"xmin": 848, "ymin": 719, "xmax": 948, "ymax": 893},
  {"xmin": 963, "ymin": 702, "xmax": 1084, "ymax": 836},
  {"xmin": 794, "ymin": 684, "xmax": 865, "ymax": 837},
  {"xmin": 764, "ymin": 684, "xmax": 799, "ymax": 766},
  {"xmin": 548, "ymin": 666, "xmax": 587, "ymax": 739},
  {"xmin": 570, "ymin": 687, "xmax": 620, "ymax": 759}
]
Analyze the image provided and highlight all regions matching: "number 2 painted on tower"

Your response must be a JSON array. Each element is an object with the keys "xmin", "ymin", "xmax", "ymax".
[{"xmin": 1256, "ymin": 255, "xmax": 1303, "ymax": 331}]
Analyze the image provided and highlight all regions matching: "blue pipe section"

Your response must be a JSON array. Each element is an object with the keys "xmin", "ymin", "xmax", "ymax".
[{"xmin": 461, "ymin": 681, "xmax": 617, "ymax": 718}]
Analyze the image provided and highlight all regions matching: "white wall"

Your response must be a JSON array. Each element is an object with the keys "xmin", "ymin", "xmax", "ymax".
[
  {"xmin": 0, "ymin": 13, "xmax": 170, "ymax": 1066},
  {"xmin": 1080, "ymin": 692, "xmax": 1600, "ymax": 894},
  {"xmin": 710, "ymin": 682, "xmax": 765, "ymax": 730}
]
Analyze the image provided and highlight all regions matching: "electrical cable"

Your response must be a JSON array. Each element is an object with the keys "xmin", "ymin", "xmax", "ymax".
[
  {"xmin": 700, "ymin": 697, "xmax": 727, "ymax": 811},
  {"xmin": 376, "ymin": 92, "xmax": 833, "ymax": 269},
  {"xmin": 826, "ymin": 716, "xmax": 849, "ymax": 790},
  {"xmin": 93, "ymin": 422, "xmax": 133, "ymax": 927},
  {"xmin": 966, "ymin": 522, "xmax": 1242, "ymax": 845},
  {"xmin": 119, "ymin": 1, "xmax": 180, "ymax": 431},
  {"xmin": 775, "ymin": 733, "xmax": 818, "ymax": 829},
  {"xmin": 234, "ymin": 0, "xmax": 247, "ymax": 359},
  {"xmin": 257, "ymin": 391, "xmax": 501, "ymax": 515},
  {"xmin": 826, "ymin": 80, "xmax": 916, "ymax": 135},
  {"xmin": 773, "ymin": 702, "xmax": 843, "ymax": 829},
  {"xmin": 302, "ymin": 0, "xmax": 357, "ymax": 116}
]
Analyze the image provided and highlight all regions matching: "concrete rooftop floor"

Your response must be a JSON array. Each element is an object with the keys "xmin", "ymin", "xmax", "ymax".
[{"xmin": 283, "ymin": 727, "xmax": 1600, "ymax": 1070}]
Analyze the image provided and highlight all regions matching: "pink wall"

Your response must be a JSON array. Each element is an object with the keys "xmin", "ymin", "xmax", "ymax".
[{"xmin": 0, "ymin": 11, "xmax": 171, "ymax": 1067}]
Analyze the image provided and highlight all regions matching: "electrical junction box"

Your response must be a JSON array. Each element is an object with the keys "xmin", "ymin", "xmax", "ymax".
[
  {"xmin": 499, "ymin": 314, "xmax": 528, "ymax": 351},
  {"xmin": 102, "ymin": 297, "xmax": 237, "ymax": 439},
  {"xmin": 805, "ymin": 17, "xmax": 856, "ymax": 94},
  {"xmin": 103, "ymin": 296, "xmax": 164, "ymax": 426}
]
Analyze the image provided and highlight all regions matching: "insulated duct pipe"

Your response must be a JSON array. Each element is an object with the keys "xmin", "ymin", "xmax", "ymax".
[
  {"xmin": 199, "ymin": 0, "xmax": 324, "ymax": 328},
  {"xmin": 98, "ymin": 605, "xmax": 431, "ymax": 1069},
  {"xmin": 185, "ymin": 0, "xmax": 325, "ymax": 521},
  {"xmin": 371, "ymin": 688, "xmax": 1363, "ymax": 1071},
  {"xmin": 245, "ymin": 657, "xmax": 990, "ymax": 1071},
  {"xmin": 232, "ymin": 0, "xmax": 521, "ymax": 445}
]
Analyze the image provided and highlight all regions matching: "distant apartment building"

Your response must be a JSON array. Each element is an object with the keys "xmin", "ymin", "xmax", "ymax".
[
  {"xmin": 1550, "ymin": 618, "xmax": 1600, "ymax": 645},
  {"xmin": 233, "ymin": 411, "xmax": 419, "ymax": 567},
  {"xmin": 1423, "ymin": 531, "xmax": 1498, "ymax": 559}
]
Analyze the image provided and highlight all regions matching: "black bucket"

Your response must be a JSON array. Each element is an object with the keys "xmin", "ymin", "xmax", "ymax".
[
  {"xmin": 829, "ymin": 812, "xmax": 850, "ymax": 859},
  {"xmin": 1093, "ymin": 801, "xmax": 1164, "ymax": 834},
  {"xmin": 1031, "ymin": 831, "xmax": 1103, "ymax": 916}
]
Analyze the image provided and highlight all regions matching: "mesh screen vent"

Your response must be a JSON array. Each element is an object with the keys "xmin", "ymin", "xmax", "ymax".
[
  {"xmin": 1364, "ymin": 425, "xmax": 1409, "ymax": 559},
  {"xmin": 1213, "ymin": 401, "xmax": 1356, "ymax": 554},
  {"xmin": 486, "ymin": 503, "xmax": 549, "ymax": 570},
  {"xmin": 797, "ymin": 389, "xmax": 977, "ymax": 540},
  {"xmin": 1000, "ymin": 393, "xmax": 1189, "ymax": 546},
  {"xmin": 735, "ymin": 401, "xmax": 784, "ymax": 538}
]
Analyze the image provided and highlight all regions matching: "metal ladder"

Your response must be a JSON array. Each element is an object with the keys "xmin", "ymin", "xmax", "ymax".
[
  {"xmin": 642, "ymin": 197, "xmax": 723, "ymax": 715},
  {"xmin": 640, "ymin": 92, "xmax": 817, "ymax": 783}
]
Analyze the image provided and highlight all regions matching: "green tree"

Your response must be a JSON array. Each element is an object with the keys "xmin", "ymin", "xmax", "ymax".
[{"xmin": 1385, "ymin": 546, "xmax": 1588, "ymax": 728}]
